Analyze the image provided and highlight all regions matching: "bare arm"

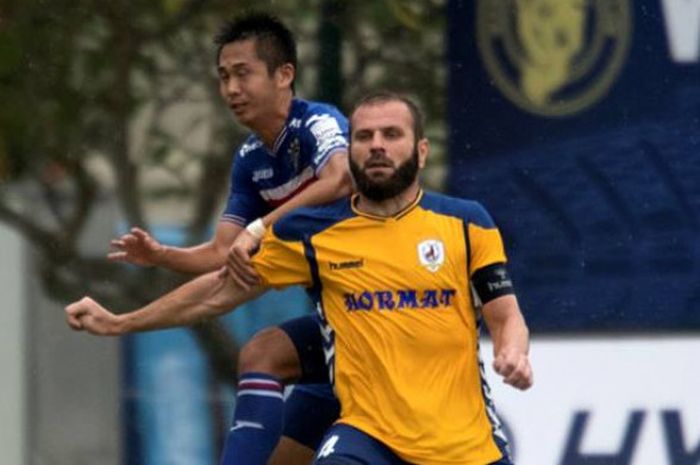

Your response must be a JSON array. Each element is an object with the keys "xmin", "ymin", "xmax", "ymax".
[
  {"xmin": 227, "ymin": 152, "xmax": 353, "ymax": 287},
  {"xmin": 109, "ymin": 221, "xmax": 243, "ymax": 274},
  {"xmin": 158, "ymin": 221, "xmax": 243, "ymax": 273},
  {"xmin": 65, "ymin": 272, "xmax": 265, "ymax": 336},
  {"xmin": 262, "ymin": 151, "xmax": 353, "ymax": 227},
  {"xmin": 481, "ymin": 294, "xmax": 533, "ymax": 390}
]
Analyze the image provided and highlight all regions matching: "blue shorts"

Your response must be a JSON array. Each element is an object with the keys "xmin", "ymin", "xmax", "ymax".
[
  {"xmin": 279, "ymin": 315, "xmax": 340, "ymax": 449},
  {"xmin": 278, "ymin": 315, "xmax": 330, "ymax": 384},
  {"xmin": 313, "ymin": 424, "xmax": 514, "ymax": 465},
  {"xmin": 283, "ymin": 384, "xmax": 340, "ymax": 450},
  {"xmin": 313, "ymin": 424, "xmax": 408, "ymax": 465}
]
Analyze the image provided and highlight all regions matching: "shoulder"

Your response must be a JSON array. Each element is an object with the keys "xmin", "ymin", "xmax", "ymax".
[
  {"xmin": 272, "ymin": 197, "xmax": 354, "ymax": 241},
  {"xmin": 419, "ymin": 191, "xmax": 496, "ymax": 228},
  {"xmin": 231, "ymin": 135, "xmax": 263, "ymax": 177},
  {"xmin": 235, "ymin": 134, "xmax": 263, "ymax": 160},
  {"xmin": 296, "ymin": 99, "xmax": 348, "ymax": 128}
]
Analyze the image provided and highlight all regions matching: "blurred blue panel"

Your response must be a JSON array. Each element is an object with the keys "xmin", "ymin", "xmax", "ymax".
[
  {"xmin": 447, "ymin": 0, "xmax": 700, "ymax": 331},
  {"xmin": 122, "ymin": 225, "xmax": 312, "ymax": 465},
  {"xmin": 221, "ymin": 287, "xmax": 312, "ymax": 344},
  {"xmin": 126, "ymin": 329, "xmax": 215, "ymax": 465}
]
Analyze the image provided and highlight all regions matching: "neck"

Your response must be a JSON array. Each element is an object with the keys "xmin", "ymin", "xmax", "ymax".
[
  {"xmin": 251, "ymin": 92, "xmax": 294, "ymax": 149},
  {"xmin": 355, "ymin": 182, "xmax": 421, "ymax": 217}
]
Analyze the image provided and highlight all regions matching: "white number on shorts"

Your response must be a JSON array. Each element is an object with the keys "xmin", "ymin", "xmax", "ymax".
[{"xmin": 317, "ymin": 434, "xmax": 340, "ymax": 458}]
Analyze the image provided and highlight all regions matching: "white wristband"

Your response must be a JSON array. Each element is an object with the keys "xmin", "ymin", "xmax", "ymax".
[{"xmin": 245, "ymin": 218, "xmax": 266, "ymax": 240}]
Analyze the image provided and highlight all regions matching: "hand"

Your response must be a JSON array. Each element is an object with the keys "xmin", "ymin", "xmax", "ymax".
[
  {"xmin": 493, "ymin": 348, "xmax": 533, "ymax": 390},
  {"xmin": 222, "ymin": 229, "xmax": 261, "ymax": 289},
  {"xmin": 65, "ymin": 297, "xmax": 122, "ymax": 336},
  {"xmin": 108, "ymin": 227, "xmax": 164, "ymax": 267}
]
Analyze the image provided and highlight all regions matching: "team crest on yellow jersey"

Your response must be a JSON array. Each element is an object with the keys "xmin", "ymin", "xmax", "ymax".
[
  {"xmin": 476, "ymin": 0, "xmax": 631, "ymax": 117},
  {"xmin": 418, "ymin": 239, "xmax": 445, "ymax": 272}
]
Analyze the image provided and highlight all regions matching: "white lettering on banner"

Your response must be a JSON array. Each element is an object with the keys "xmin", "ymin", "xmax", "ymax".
[
  {"xmin": 661, "ymin": 0, "xmax": 700, "ymax": 62},
  {"xmin": 480, "ymin": 337, "xmax": 700, "ymax": 465},
  {"xmin": 558, "ymin": 410, "xmax": 700, "ymax": 465}
]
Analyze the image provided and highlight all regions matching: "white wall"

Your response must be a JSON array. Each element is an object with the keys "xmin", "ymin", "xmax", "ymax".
[
  {"xmin": 482, "ymin": 336, "xmax": 700, "ymax": 465},
  {"xmin": 25, "ymin": 198, "xmax": 123, "ymax": 465},
  {"xmin": 0, "ymin": 225, "xmax": 26, "ymax": 465}
]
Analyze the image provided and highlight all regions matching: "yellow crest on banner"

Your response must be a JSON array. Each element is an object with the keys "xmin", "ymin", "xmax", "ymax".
[{"xmin": 476, "ymin": 0, "xmax": 632, "ymax": 117}]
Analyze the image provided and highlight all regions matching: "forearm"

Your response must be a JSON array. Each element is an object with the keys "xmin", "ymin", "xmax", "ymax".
[
  {"xmin": 262, "ymin": 172, "xmax": 353, "ymax": 226},
  {"xmin": 481, "ymin": 295, "xmax": 533, "ymax": 390},
  {"xmin": 158, "ymin": 241, "xmax": 228, "ymax": 274},
  {"xmin": 116, "ymin": 272, "xmax": 263, "ymax": 334},
  {"xmin": 482, "ymin": 295, "xmax": 530, "ymax": 356},
  {"xmin": 491, "ymin": 309, "xmax": 529, "ymax": 357},
  {"xmin": 158, "ymin": 222, "xmax": 242, "ymax": 274}
]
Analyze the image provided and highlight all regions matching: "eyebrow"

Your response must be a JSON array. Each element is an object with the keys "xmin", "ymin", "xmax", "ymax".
[
  {"xmin": 218, "ymin": 62, "xmax": 250, "ymax": 73},
  {"xmin": 353, "ymin": 125, "xmax": 404, "ymax": 133}
]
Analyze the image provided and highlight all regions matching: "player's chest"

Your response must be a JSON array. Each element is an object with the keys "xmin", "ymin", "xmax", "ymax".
[
  {"xmin": 248, "ymin": 140, "xmax": 311, "ymax": 188},
  {"xmin": 314, "ymin": 218, "xmax": 468, "ymax": 291}
]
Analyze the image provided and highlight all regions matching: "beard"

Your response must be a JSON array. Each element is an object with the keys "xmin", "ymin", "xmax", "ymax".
[{"xmin": 349, "ymin": 144, "xmax": 420, "ymax": 202}]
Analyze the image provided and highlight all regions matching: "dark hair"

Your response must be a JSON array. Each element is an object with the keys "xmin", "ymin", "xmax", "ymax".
[
  {"xmin": 214, "ymin": 13, "xmax": 297, "ymax": 80},
  {"xmin": 350, "ymin": 91, "xmax": 426, "ymax": 140}
]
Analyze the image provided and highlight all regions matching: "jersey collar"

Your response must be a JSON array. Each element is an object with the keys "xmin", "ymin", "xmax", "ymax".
[
  {"xmin": 268, "ymin": 98, "xmax": 303, "ymax": 157},
  {"xmin": 351, "ymin": 189, "xmax": 424, "ymax": 221}
]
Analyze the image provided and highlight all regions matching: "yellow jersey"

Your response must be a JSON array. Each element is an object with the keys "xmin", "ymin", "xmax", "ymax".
[{"xmin": 252, "ymin": 190, "xmax": 509, "ymax": 465}]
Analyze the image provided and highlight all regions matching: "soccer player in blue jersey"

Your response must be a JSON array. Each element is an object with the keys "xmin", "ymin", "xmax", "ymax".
[
  {"xmin": 68, "ymin": 91, "xmax": 533, "ymax": 465},
  {"xmin": 107, "ymin": 13, "xmax": 351, "ymax": 465}
]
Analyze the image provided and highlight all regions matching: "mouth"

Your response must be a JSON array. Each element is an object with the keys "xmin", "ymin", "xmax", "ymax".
[
  {"xmin": 364, "ymin": 159, "xmax": 394, "ymax": 169},
  {"xmin": 229, "ymin": 102, "xmax": 248, "ymax": 115},
  {"xmin": 363, "ymin": 163, "xmax": 395, "ymax": 177}
]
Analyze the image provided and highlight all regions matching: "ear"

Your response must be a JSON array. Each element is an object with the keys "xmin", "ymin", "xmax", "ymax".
[
  {"xmin": 276, "ymin": 63, "xmax": 295, "ymax": 89},
  {"xmin": 417, "ymin": 138, "xmax": 429, "ymax": 169}
]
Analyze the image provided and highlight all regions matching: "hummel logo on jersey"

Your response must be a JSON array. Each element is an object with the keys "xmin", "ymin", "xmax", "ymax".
[
  {"xmin": 329, "ymin": 259, "xmax": 364, "ymax": 271},
  {"xmin": 487, "ymin": 276, "xmax": 513, "ymax": 292}
]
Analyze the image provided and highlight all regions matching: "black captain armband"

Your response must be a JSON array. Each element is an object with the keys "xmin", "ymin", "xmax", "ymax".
[{"xmin": 471, "ymin": 262, "xmax": 515, "ymax": 304}]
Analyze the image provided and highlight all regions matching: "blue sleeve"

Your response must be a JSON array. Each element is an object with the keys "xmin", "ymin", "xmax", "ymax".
[
  {"xmin": 221, "ymin": 156, "xmax": 267, "ymax": 226},
  {"xmin": 419, "ymin": 192, "xmax": 497, "ymax": 229},
  {"xmin": 303, "ymin": 106, "xmax": 349, "ymax": 175}
]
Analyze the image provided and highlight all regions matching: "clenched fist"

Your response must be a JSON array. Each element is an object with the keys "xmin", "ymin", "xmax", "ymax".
[
  {"xmin": 493, "ymin": 347, "xmax": 533, "ymax": 390},
  {"xmin": 65, "ymin": 297, "xmax": 122, "ymax": 336}
]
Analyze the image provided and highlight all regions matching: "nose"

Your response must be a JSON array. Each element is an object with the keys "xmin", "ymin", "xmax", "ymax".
[
  {"xmin": 370, "ymin": 131, "xmax": 385, "ymax": 150},
  {"xmin": 224, "ymin": 77, "xmax": 241, "ymax": 98}
]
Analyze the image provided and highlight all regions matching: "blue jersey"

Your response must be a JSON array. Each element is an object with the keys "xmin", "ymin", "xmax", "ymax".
[{"xmin": 221, "ymin": 98, "xmax": 349, "ymax": 227}]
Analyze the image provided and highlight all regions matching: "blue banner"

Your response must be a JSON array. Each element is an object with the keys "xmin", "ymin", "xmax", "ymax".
[{"xmin": 447, "ymin": 0, "xmax": 700, "ymax": 331}]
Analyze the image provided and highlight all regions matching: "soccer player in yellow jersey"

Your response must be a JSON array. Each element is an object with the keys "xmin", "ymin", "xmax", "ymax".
[{"xmin": 66, "ymin": 91, "xmax": 533, "ymax": 465}]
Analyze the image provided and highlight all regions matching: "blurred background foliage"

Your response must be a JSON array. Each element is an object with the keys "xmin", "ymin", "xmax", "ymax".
[{"xmin": 0, "ymin": 0, "xmax": 446, "ymax": 383}]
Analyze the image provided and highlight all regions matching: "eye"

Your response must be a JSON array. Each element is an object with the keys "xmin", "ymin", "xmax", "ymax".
[
  {"xmin": 384, "ymin": 128, "xmax": 402, "ymax": 139},
  {"xmin": 353, "ymin": 131, "xmax": 372, "ymax": 141}
]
